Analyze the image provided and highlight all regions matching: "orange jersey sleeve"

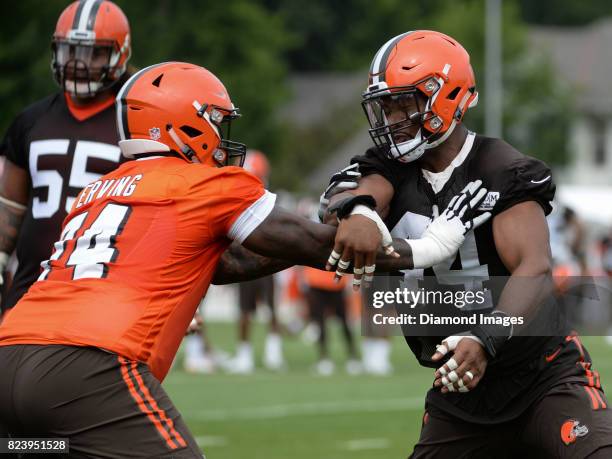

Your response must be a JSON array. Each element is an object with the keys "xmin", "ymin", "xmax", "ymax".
[
  {"xmin": 173, "ymin": 165, "xmax": 273, "ymax": 243},
  {"xmin": 0, "ymin": 157, "xmax": 274, "ymax": 381}
]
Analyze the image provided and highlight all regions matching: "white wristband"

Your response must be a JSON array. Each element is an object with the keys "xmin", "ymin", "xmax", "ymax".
[
  {"xmin": 0, "ymin": 252, "xmax": 9, "ymax": 272},
  {"xmin": 350, "ymin": 205, "xmax": 393, "ymax": 247},
  {"xmin": 0, "ymin": 252, "xmax": 9, "ymax": 285}
]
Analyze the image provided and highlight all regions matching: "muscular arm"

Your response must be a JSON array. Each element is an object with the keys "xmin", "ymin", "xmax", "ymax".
[
  {"xmin": 213, "ymin": 173, "xmax": 396, "ymax": 285},
  {"xmin": 213, "ymin": 177, "xmax": 489, "ymax": 284},
  {"xmin": 212, "ymin": 243, "xmax": 294, "ymax": 285},
  {"xmin": 432, "ymin": 200, "xmax": 554, "ymax": 392},
  {"xmin": 0, "ymin": 158, "xmax": 29, "ymax": 254},
  {"xmin": 493, "ymin": 200, "xmax": 554, "ymax": 322},
  {"xmin": 211, "ymin": 206, "xmax": 415, "ymax": 284}
]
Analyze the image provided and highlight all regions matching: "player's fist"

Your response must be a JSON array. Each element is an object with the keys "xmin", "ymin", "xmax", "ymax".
[
  {"xmin": 432, "ymin": 334, "xmax": 488, "ymax": 393},
  {"xmin": 326, "ymin": 214, "xmax": 382, "ymax": 288}
]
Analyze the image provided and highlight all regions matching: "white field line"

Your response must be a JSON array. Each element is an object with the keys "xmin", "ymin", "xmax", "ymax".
[
  {"xmin": 340, "ymin": 438, "xmax": 391, "ymax": 451},
  {"xmin": 195, "ymin": 436, "xmax": 228, "ymax": 447},
  {"xmin": 188, "ymin": 397, "xmax": 423, "ymax": 422}
]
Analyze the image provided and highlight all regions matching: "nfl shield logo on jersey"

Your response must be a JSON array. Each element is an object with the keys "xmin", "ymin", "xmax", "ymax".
[
  {"xmin": 149, "ymin": 127, "xmax": 161, "ymax": 140},
  {"xmin": 478, "ymin": 191, "xmax": 500, "ymax": 211}
]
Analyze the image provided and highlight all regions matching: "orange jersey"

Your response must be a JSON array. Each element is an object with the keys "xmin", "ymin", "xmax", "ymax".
[{"xmin": 0, "ymin": 156, "xmax": 275, "ymax": 381}]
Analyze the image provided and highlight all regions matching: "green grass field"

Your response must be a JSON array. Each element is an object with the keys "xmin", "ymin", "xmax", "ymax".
[{"xmin": 165, "ymin": 324, "xmax": 612, "ymax": 459}]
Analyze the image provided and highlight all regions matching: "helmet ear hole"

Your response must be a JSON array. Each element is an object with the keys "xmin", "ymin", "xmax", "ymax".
[
  {"xmin": 202, "ymin": 143, "xmax": 208, "ymax": 150},
  {"xmin": 446, "ymin": 87, "xmax": 461, "ymax": 100},
  {"xmin": 179, "ymin": 125, "xmax": 203, "ymax": 138}
]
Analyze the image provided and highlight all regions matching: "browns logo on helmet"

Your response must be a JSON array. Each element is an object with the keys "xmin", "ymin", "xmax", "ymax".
[
  {"xmin": 115, "ymin": 62, "xmax": 246, "ymax": 168},
  {"xmin": 52, "ymin": 0, "xmax": 131, "ymax": 98},
  {"xmin": 362, "ymin": 30, "xmax": 479, "ymax": 163}
]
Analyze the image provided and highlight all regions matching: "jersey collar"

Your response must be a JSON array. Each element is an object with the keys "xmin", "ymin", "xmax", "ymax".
[
  {"xmin": 64, "ymin": 92, "xmax": 116, "ymax": 122},
  {"xmin": 421, "ymin": 131, "xmax": 475, "ymax": 193}
]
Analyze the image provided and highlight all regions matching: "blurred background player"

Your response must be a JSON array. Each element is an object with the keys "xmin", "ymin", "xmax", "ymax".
[
  {"xmin": 226, "ymin": 149, "xmax": 284, "ymax": 373},
  {"xmin": 599, "ymin": 229, "xmax": 612, "ymax": 345},
  {"xmin": 0, "ymin": 0, "xmax": 131, "ymax": 318},
  {"xmin": 182, "ymin": 308, "xmax": 221, "ymax": 374},
  {"xmin": 600, "ymin": 229, "xmax": 612, "ymax": 277},
  {"xmin": 318, "ymin": 163, "xmax": 393, "ymax": 376},
  {"xmin": 302, "ymin": 266, "xmax": 361, "ymax": 376}
]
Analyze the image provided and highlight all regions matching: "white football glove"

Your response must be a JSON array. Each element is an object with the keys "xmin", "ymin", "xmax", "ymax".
[
  {"xmin": 318, "ymin": 163, "xmax": 361, "ymax": 222},
  {"xmin": 407, "ymin": 180, "xmax": 491, "ymax": 269}
]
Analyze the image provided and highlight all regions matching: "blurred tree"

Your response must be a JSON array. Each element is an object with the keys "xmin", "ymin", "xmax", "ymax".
[
  {"xmin": 422, "ymin": 0, "xmax": 571, "ymax": 166},
  {"xmin": 270, "ymin": 0, "xmax": 570, "ymax": 189},
  {"xmin": 117, "ymin": 0, "xmax": 293, "ymax": 156},
  {"xmin": 519, "ymin": 0, "xmax": 612, "ymax": 26},
  {"xmin": 0, "ymin": 0, "xmax": 292, "ymax": 158},
  {"xmin": 0, "ymin": 0, "xmax": 572, "ymax": 191},
  {"xmin": 265, "ymin": 0, "xmax": 440, "ymax": 71},
  {"xmin": 0, "ymin": 1, "xmax": 65, "ymax": 134}
]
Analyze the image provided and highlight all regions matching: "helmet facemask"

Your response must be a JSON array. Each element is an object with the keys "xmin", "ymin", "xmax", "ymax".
[
  {"xmin": 52, "ymin": 31, "xmax": 129, "ymax": 99},
  {"xmin": 362, "ymin": 78, "xmax": 444, "ymax": 163},
  {"xmin": 172, "ymin": 101, "xmax": 246, "ymax": 167},
  {"xmin": 212, "ymin": 107, "xmax": 247, "ymax": 167}
]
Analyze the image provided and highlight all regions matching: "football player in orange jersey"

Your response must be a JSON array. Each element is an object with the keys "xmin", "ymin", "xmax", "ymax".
[{"xmin": 0, "ymin": 61, "xmax": 491, "ymax": 458}]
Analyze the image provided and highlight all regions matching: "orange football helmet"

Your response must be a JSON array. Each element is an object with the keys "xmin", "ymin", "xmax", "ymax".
[
  {"xmin": 52, "ymin": 0, "xmax": 131, "ymax": 98},
  {"xmin": 363, "ymin": 30, "xmax": 478, "ymax": 163},
  {"xmin": 116, "ymin": 62, "xmax": 246, "ymax": 168}
]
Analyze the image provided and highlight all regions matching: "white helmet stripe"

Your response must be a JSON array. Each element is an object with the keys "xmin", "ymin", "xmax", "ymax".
[
  {"xmin": 115, "ymin": 62, "xmax": 173, "ymax": 141},
  {"xmin": 76, "ymin": 0, "xmax": 99, "ymax": 32},
  {"xmin": 370, "ymin": 35, "xmax": 400, "ymax": 83},
  {"xmin": 369, "ymin": 31, "xmax": 414, "ymax": 84}
]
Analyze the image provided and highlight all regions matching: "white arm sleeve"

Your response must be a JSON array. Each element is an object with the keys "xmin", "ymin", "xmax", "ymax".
[{"xmin": 227, "ymin": 190, "xmax": 277, "ymax": 244}]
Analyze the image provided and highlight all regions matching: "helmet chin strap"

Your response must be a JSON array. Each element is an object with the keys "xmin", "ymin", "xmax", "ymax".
[
  {"xmin": 389, "ymin": 129, "xmax": 427, "ymax": 163},
  {"xmin": 166, "ymin": 124, "xmax": 198, "ymax": 162},
  {"xmin": 388, "ymin": 119, "xmax": 455, "ymax": 163}
]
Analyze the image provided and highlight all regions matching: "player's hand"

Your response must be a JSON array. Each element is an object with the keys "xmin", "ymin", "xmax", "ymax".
[
  {"xmin": 326, "ymin": 214, "xmax": 382, "ymax": 290},
  {"xmin": 407, "ymin": 180, "xmax": 492, "ymax": 269},
  {"xmin": 185, "ymin": 315, "xmax": 203, "ymax": 336},
  {"xmin": 431, "ymin": 334, "xmax": 488, "ymax": 393},
  {"xmin": 437, "ymin": 179, "xmax": 492, "ymax": 234},
  {"xmin": 318, "ymin": 164, "xmax": 361, "ymax": 223}
]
